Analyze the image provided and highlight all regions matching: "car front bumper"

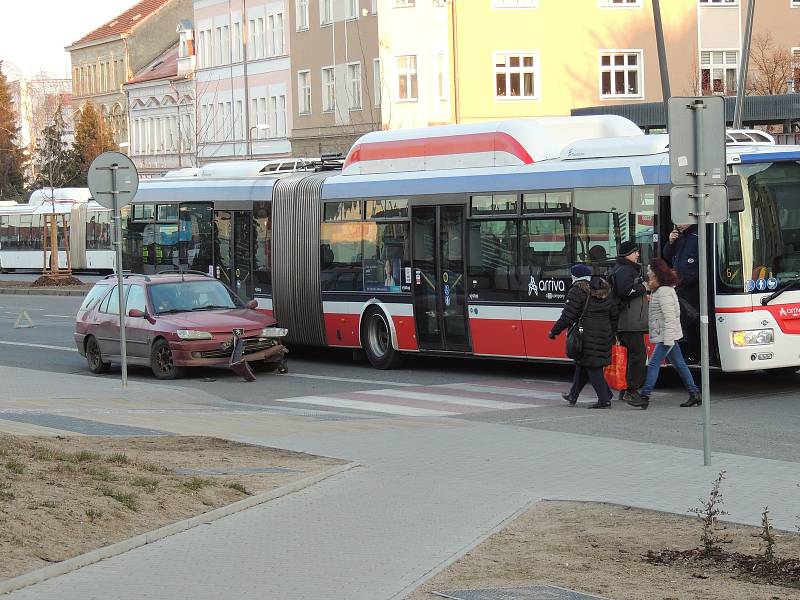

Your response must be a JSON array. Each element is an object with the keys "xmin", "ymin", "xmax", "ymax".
[{"xmin": 169, "ymin": 337, "xmax": 287, "ymax": 367}]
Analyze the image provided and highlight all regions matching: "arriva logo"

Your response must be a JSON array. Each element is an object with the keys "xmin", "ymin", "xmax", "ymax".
[
  {"xmin": 528, "ymin": 275, "xmax": 566, "ymax": 297},
  {"xmin": 778, "ymin": 306, "xmax": 800, "ymax": 318}
]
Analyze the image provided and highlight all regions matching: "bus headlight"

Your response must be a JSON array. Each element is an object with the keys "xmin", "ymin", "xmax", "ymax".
[
  {"xmin": 731, "ymin": 329, "xmax": 773, "ymax": 347},
  {"xmin": 176, "ymin": 329, "xmax": 213, "ymax": 340}
]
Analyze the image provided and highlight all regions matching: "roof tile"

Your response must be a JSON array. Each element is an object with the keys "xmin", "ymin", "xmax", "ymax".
[{"xmin": 70, "ymin": 0, "xmax": 172, "ymax": 46}]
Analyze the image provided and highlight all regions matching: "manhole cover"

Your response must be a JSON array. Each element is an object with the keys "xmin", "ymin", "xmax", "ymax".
[{"xmin": 433, "ymin": 586, "xmax": 610, "ymax": 600}]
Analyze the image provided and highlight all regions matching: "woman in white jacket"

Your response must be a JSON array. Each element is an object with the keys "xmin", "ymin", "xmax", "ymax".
[{"xmin": 630, "ymin": 258, "xmax": 701, "ymax": 409}]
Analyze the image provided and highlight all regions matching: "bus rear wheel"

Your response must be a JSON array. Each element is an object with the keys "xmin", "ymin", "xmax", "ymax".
[{"xmin": 361, "ymin": 307, "xmax": 403, "ymax": 370}]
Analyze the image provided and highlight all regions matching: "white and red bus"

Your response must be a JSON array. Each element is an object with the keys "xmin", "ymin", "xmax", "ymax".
[{"xmin": 131, "ymin": 116, "xmax": 800, "ymax": 374}]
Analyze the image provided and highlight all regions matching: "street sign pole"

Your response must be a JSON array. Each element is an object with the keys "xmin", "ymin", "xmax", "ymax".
[
  {"xmin": 690, "ymin": 99, "xmax": 712, "ymax": 466},
  {"xmin": 111, "ymin": 165, "xmax": 128, "ymax": 389}
]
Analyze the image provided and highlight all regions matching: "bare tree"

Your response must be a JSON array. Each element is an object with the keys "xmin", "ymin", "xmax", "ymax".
[{"xmin": 747, "ymin": 33, "xmax": 795, "ymax": 96}]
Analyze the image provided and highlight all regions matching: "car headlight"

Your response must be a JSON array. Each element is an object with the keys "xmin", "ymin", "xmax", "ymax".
[
  {"xmin": 176, "ymin": 329, "xmax": 213, "ymax": 340},
  {"xmin": 261, "ymin": 327, "xmax": 288, "ymax": 338},
  {"xmin": 731, "ymin": 329, "xmax": 773, "ymax": 347}
]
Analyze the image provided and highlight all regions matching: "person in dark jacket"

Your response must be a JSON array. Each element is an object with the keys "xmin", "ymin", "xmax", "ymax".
[
  {"xmin": 663, "ymin": 223, "xmax": 700, "ymax": 361},
  {"xmin": 610, "ymin": 241, "xmax": 648, "ymax": 404},
  {"xmin": 549, "ymin": 264, "xmax": 619, "ymax": 409}
]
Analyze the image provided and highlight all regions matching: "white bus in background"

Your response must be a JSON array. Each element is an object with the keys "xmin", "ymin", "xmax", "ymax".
[{"xmin": 0, "ymin": 188, "xmax": 115, "ymax": 272}]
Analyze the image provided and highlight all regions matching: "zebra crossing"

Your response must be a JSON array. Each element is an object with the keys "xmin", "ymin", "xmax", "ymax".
[{"xmin": 272, "ymin": 378, "xmax": 573, "ymax": 418}]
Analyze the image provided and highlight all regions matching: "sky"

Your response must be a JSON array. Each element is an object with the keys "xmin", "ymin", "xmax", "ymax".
[{"xmin": 0, "ymin": 0, "xmax": 139, "ymax": 80}]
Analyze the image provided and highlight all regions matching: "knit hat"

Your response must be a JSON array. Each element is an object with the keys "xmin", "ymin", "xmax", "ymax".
[
  {"xmin": 618, "ymin": 241, "xmax": 639, "ymax": 257},
  {"xmin": 570, "ymin": 264, "xmax": 592, "ymax": 278}
]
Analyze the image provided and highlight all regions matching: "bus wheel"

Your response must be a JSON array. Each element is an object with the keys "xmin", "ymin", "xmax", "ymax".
[
  {"xmin": 361, "ymin": 307, "xmax": 403, "ymax": 370},
  {"xmin": 766, "ymin": 367, "xmax": 798, "ymax": 379}
]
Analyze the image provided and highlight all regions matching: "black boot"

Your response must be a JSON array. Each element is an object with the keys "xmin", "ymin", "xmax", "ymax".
[
  {"xmin": 680, "ymin": 392, "xmax": 701, "ymax": 407},
  {"xmin": 561, "ymin": 393, "xmax": 577, "ymax": 406},
  {"xmin": 625, "ymin": 391, "xmax": 648, "ymax": 409},
  {"xmin": 588, "ymin": 401, "xmax": 611, "ymax": 409}
]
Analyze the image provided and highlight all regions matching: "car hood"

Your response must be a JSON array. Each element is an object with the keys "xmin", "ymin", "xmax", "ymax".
[{"xmin": 156, "ymin": 309, "xmax": 276, "ymax": 333}]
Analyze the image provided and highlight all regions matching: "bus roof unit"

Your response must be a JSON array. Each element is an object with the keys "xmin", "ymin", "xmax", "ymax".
[
  {"xmin": 28, "ymin": 188, "xmax": 92, "ymax": 206},
  {"xmin": 342, "ymin": 116, "xmax": 643, "ymax": 176}
]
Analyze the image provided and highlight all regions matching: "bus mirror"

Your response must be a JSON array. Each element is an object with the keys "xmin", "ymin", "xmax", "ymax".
[{"xmin": 726, "ymin": 176, "xmax": 744, "ymax": 213}]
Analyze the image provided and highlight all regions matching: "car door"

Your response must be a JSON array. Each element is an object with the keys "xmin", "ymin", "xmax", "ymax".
[
  {"xmin": 124, "ymin": 284, "xmax": 150, "ymax": 362},
  {"xmin": 94, "ymin": 285, "xmax": 121, "ymax": 358}
]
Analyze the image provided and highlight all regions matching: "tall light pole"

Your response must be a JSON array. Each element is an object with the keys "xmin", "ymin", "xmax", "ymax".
[{"xmin": 248, "ymin": 123, "xmax": 269, "ymax": 160}]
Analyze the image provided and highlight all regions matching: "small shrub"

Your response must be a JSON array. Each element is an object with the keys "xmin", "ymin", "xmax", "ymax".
[
  {"xmin": 69, "ymin": 450, "xmax": 100, "ymax": 464},
  {"xmin": 181, "ymin": 477, "xmax": 212, "ymax": 492},
  {"xmin": 139, "ymin": 462, "xmax": 166, "ymax": 474},
  {"xmin": 5, "ymin": 458, "xmax": 24, "ymax": 474},
  {"xmin": 98, "ymin": 486, "xmax": 138, "ymax": 512},
  {"xmin": 690, "ymin": 470, "xmax": 730, "ymax": 557},
  {"xmin": 28, "ymin": 500, "xmax": 57, "ymax": 510},
  {"xmin": 86, "ymin": 465, "xmax": 117, "ymax": 482},
  {"xmin": 0, "ymin": 490, "xmax": 14, "ymax": 502},
  {"xmin": 33, "ymin": 446, "xmax": 68, "ymax": 462},
  {"xmin": 52, "ymin": 463, "xmax": 77, "ymax": 475},
  {"xmin": 106, "ymin": 452, "xmax": 130, "ymax": 465},
  {"xmin": 227, "ymin": 482, "xmax": 250, "ymax": 495},
  {"xmin": 130, "ymin": 476, "xmax": 159, "ymax": 493},
  {"xmin": 85, "ymin": 509, "xmax": 103, "ymax": 523},
  {"xmin": 759, "ymin": 506, "xmax": 776, "ymax": 563}
]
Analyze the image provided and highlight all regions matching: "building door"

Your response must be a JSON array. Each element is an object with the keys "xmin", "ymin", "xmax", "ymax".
[
  {"xmin": 411, "ymin": 205, "xmax": 471, "ymax": 352},
  {"xmin": 214, "ymin": 210, "xmax": 254, "ymax": 300}
]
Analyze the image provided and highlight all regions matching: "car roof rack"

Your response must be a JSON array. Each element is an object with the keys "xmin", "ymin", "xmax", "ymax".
[
  {"xmin": 154, "ymin": 269, "xmax": 212, "ymax": 277},
  {"xmin": 102, "ymin": 272, "xmax": 151, "ymax": 282}
]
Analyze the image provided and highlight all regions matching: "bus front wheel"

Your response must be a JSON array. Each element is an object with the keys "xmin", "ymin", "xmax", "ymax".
[{"xmin": 361, "ymin": 307, "xmax": 403, "ymax": 370}]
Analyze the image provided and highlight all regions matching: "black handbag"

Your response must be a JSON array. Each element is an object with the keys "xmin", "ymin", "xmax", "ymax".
[{"xmin": 565, "ymin": 295, "xmax": 590, "ymax": 360}]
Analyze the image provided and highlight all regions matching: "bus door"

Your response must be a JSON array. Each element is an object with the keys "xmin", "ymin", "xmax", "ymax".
[
  {"xmin": 411, "ymin": 205, "xmax": 471, "ymax": 352},
  {"xmin": 214, "ymin": 210, "xmax": 254, "ymax": 300}
]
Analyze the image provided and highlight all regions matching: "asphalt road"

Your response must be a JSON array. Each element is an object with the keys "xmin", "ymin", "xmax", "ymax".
[{"xmin": 1, "ymin": 293, "xmax": 799, "ymax": 463}]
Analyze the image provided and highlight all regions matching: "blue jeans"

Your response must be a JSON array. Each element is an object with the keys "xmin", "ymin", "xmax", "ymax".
[{"xmin": 640, "ymin": 342, "xmax": 699, "ymax": 397}]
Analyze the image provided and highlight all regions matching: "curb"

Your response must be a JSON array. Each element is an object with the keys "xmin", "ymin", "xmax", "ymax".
[
  {"xmin": 0, "ymin": 287, "xmax": 90, "ymax": 297},
  {"xmin": 0, "ymin": 461, "xmax": 358, "ymax": 596}
]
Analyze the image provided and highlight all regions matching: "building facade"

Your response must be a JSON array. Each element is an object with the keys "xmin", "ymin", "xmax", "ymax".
[
  {"xmin": 288, "ymin": 0, "xmax": 380, "ymax": 157},
  {"xmin": 193, "ymin": 0, "xmax": 292, "ymax": 162},
  {"xmin": 66, "ymin": 0, "xmax": 192, "ymax": 148},
  {"xmin": 126, "ymin": 37, "xmax": 196, "ymax": 177}
]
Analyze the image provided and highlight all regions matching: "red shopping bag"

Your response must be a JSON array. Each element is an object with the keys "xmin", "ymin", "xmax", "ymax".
[{"xmin": 604, "ymin": 344, "xmax": 628, "ymax": 391}]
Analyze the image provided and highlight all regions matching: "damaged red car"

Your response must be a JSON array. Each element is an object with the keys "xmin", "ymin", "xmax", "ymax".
[{"xmin": 74, "ymin": 273, "xmax": 287, "ymax": 380}]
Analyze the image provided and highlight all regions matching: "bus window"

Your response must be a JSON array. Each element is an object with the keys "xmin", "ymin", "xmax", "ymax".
[
  {"xmin": 716, "ymin": 215, "xmax": 743, "ymax": 293},
  {"xmin": 521, "ymin": 218, "xmax": 571, "ymax": 302},
  {"xmin": 366, "ymin": 199, "xmax": 409, "ymax": 219},
  {"xmin": 253, "ymin": 202, "xmax": 272, "ymax": 295},
  {"xmin": 324, "ymin": 201, "xmax": 362, "ymax": 221},
  {"xmin": 467, "ymin": 219, "xmax": 518, "ymax": 301},
  {"xmin": 363, "ymin": 222, "xmax": 410, "ymax": 293},
  {"xmin": 470, "ymin": 194, "xmax": 517, "ymax": 216},
  {"xmin": 179, "ymin": 203, "xmax": 213, "ymax": 275},
  {"xmin": 522, "ymin": 190, "xmax": 571, "ymax": 213},
  {"xmin": 320, "ymin": 222, "xmax": 365, "ymax": 291}
]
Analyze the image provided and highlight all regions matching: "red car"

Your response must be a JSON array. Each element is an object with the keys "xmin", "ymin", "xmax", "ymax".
[{"xmin": 74, "ymin": 273, "xmax": 288, "ymax": 380}]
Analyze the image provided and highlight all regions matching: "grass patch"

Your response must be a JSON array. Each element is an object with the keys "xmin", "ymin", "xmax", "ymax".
[
  {"xmin": 138, "ymin": 462, "xmax": 167, "ymax": 474},
  {"xmin": 5, "ymin": 458, "xmax": 24, "ymax": 474},
  {"xmin": 69, "ymin": 450, "xmax": 101, "ymax": 464},
  {"xmin": 85, "ymin": 509, "xmax": 103, "ymax": 523},
  {"xmin": 181, "ymin": 477, "xmax": 212, "ymax": 492},
  {"xmin": 227, "ymin": 482, "xmax": 250, "ymax": 495},
  {"xmin": 52, "ymin": 463, "xmax": 77, "ymax": 475},
  {"xmin": 28, "ymin": 500, "xmax": 57, "ymax": 510},
  {"xmin": 32, "ymin": 446, "xmax": 68, "ymax": 462},
  {"xmin": 106, "ymin": 452, "xmax": 130, "ymax": 465},
  {"xmin": 0, "ymin": 490, "xmax": 14, "ymax": 502},
  {"xmin": 130, "ymin": 476, "xmax": 159, "ymax": 493},
  {"xmin": 98, "ymin": 486, "xmax": 138, "ymax": 512},
  {"xmin": 86, "ymin": 465, "xmax": 117, "ymax": 482}
]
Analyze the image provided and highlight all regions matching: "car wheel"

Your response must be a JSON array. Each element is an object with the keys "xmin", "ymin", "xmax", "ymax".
[
  {"xmin": 150, "ymin": 339, "xmax": 184, "ymax": 380},
  {"xmin": 361, "ymin": 307, "xmax": 403, "ymax": 370},
  {"xmin": 85, "ymin": 336, "xmax": 111, "ymax": 374}
]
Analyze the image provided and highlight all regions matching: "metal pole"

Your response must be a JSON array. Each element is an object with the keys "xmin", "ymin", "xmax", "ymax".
[
  {"xmin": 112, "ymin": 165, "xmax": 128, "ymax": 389},
  {"xmin": 652, "ymin": 0, "xmax": 671, "ymax": 117},
  {"xmin": 733, "ymin": 0, "xmax": 756, "ymax": 128},
  {"xmin": 692, "ymin": 99, "xmax": 711, "ymax": 466}
]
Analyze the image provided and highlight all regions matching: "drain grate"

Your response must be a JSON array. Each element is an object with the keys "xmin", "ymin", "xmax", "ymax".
[
  {"xmin": 174, "ymin": 466, "xmax": 297, "ymax": 476},
  {"xmin": 0, "ymin": 412, "xmax": 171, "ymax": 437},
  {"xmin": 433, "ymin": 586, "xmax": 610, "ymax": 600}
]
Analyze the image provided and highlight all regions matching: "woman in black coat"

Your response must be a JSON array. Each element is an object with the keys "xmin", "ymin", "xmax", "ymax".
[{"xmin": 548, "ymin": 264, "xmax": 619, "ymax": 409}]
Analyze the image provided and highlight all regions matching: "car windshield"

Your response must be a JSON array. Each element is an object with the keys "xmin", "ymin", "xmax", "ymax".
[
  {"xmin": 149, "ymin": 280, "xmax": 240, "ymax": 314},
  {"xmin": 717, "ymin": 161, "xmax": 800, "ymax": 294}
]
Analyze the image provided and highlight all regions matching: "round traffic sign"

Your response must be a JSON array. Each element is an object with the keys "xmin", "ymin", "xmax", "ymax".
[{"xmin": 87, "ymin": 151, "xmax": 139, "ymax": 210}]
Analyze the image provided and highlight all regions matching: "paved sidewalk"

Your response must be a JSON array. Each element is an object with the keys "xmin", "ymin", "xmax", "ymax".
[{"xmin": 2, "ymin": 366, "xmax": 798, "ymax": 599}]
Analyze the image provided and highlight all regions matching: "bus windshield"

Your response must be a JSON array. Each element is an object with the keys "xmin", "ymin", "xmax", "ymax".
[{"xmin": 717, "ymin": 161, "xmax": 800, "ymax": 294}]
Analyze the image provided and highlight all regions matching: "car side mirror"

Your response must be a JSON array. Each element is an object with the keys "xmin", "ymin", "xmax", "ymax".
[
  {"xmin": 128, "ymin": 308, "xmax": 146, "ymax": 318},
  {"xmin": 246, "ymin": 299, "xmax": 258, "ymax": 310}
]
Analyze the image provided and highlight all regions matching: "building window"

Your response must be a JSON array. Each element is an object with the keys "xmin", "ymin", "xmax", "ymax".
[
  {"xmin": 371, "ymin": 0, "xmax": 378, "ymax": 13},
  {"xmin": 793, "ymin": 0, "xmax": 800, "ymax": 7},
  {"xmin": 600, "ymin": 50, "xmax": 642, "ymax": 97},
  {"xmin": 599, "ymin": 0, "xmax": 641, "ymax": 5},
  {"xmin": 395, "ymin": 0, "xmax": 415, "ymax": 6},
  {"xmin": 373, "ymin": 58, "xmax": 381, "ymax": 106},
  {"xmin": 495, "ymin": 52, "xmax": 539, "ymax": 98},
  {"xmin": 297, "ymin": 0, "xmax": 309, "ymax": 29},
  {"xmin": 700, "ymin": 50, "xmax": 738, "ymax": 95},
  {"xmin": 321, "ymin": 0, "xmax": 333, "ymax": 24},
  {"xmin": 397, "ymin": 55, "xmax": 418, "ymax": 100},
  {"xmin": 346, "ymin": 0, "xmax": 358, "ymax": 19},
  {"xmin": 298, "ymin": 70, "xmax": 311, "ymax": 114},
  {"xmin": 273, "ymin": 13, "xmax": 284, "ymax": 54},
  {"xmin": 437, "ymin": 54, "xmax": 448, "ymax": 99},
  {"xmin": 347, "ymin": 62, "xmax": 362, "ymax": 110},
  {"xmin": 492, "ymin": 0, "xmax": 537, "ymax": 7},
  {"xmin": 233, "ymin": 22, "xmax": 242, "ymax": 61},
  {"xmin": 322, "ymin": 67, "xmax": 335, "ymax": 112}
]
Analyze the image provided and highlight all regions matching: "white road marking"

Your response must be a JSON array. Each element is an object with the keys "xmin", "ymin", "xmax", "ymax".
[
  {"xmin": 283, "ymin": 372, "xmax": 418, "ymax": 387},
  {"xmin": 0, "ymin": 340, "xmax": 78, "ymax": 352},
  {"xmin": 274, "ymin": 395, "xmax": 454, "ymax": 417},
  {"xmin": 357, "ymin": 388, "xmax": 533, "ymax": 410},
  {"xmin": 438, "ymin": 382, "xmax": 563, "ymax": 399},
  {"xmin": 43, "ymin": 315, "xmax": 75, "ymax": 319}
]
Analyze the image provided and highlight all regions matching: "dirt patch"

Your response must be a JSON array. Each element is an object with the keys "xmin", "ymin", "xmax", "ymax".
[
  {"xmin": 407, "ymin": 501, "xmax": 800, "ymax": 600},
  {"xmin": 0, "ymin": 279, "xmax": 90, "ymax": 290},
  {"xmin": 31, "ymin": 275, "xmax": 86, "ymax": 287},
  {"xmin": 0, "ymin": 435, "xmax": 346, "ymax": 580}
]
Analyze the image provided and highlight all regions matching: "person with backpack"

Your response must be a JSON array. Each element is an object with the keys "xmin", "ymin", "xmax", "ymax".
[
  {"xmin": 609, "ymin": 241, "xmax": 648, "ymax": 405},
  {"xmin": 549, "ymin": 264, "xmax": 619, "ymax": 409},
  {"xmin": 631, "ymin": 258, "xmax": 701, "ymax": 409}
]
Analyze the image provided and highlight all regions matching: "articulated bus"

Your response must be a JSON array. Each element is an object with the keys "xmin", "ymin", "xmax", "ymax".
[
  {"xmin": 0, "ymin": 188, "xmax": 114, "ymax": 272},
  {"xmin": 129, "ymin": 115, "xmax": 800, "ymax": 374}
]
